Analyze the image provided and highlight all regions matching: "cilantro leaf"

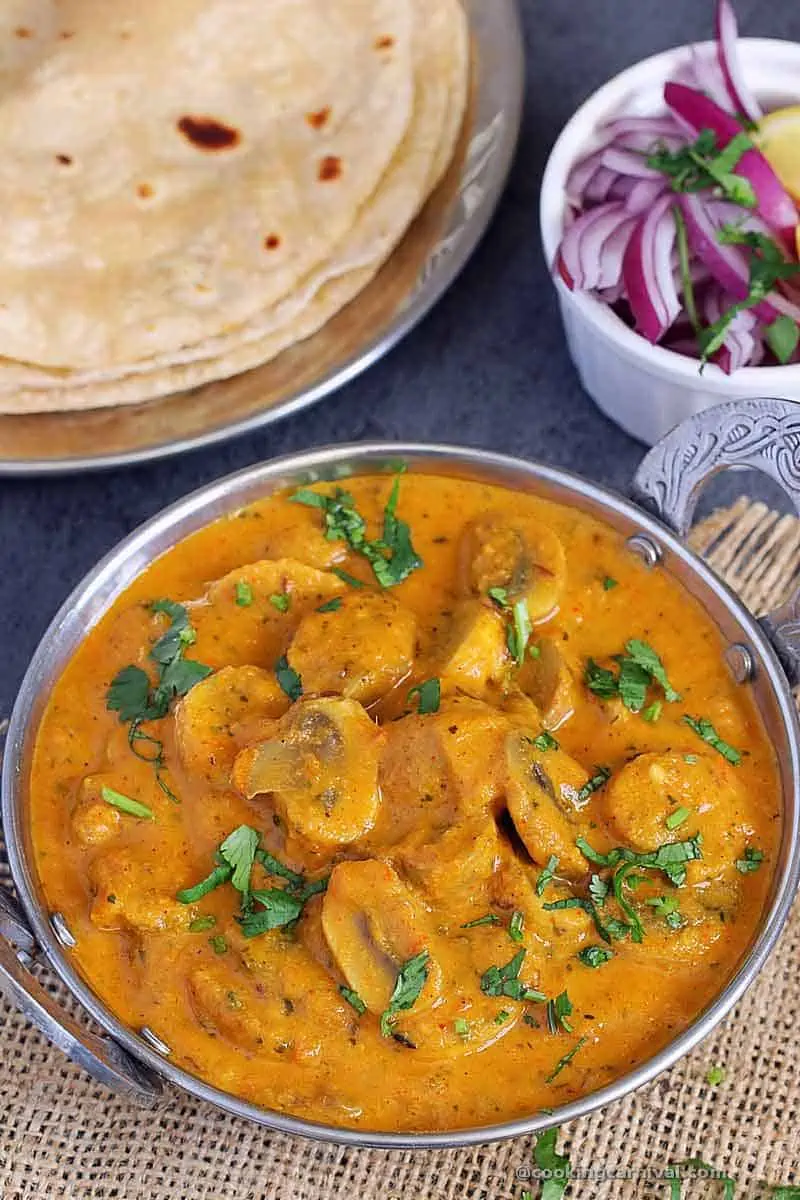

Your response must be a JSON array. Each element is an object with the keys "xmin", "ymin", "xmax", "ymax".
[
  {"xmin": 624, "ymin": 639, "xmax": 681, "ymax": 702},
  {"xmin": 532, "ymin": 731, "xmax": 559, "ymax": 752},
  {"xmin": 177, "ymin": 863, "xmax": 233, "ymax": 905},
  {"xmin": 255, "ymin": 848, "xmax": 305, "ymax": 889},
  {"xmin": 585, "ymin": 659, "xmax": 618, "ymax": 699},
  {"xmin": 209, "ymin": 934, "xmax": 228, "ymax": 955},
  {"xmin": 736, "ymin": 845, "xmax": 764, "ymax": 874},
  {"xmin": 509, "ymin": 910, "xmax": 525, "ymax": 943},
  {"xmin": 682, "ymin": 715, "xmax": 741, "ymax": 764},
  {"xmin": 533, "ymin": 1128, "xmax": 570, "ymax": 1200},
  {"xmin": 506, "ymin": 599, "xmax": 532, "ymax": 666},
  {"xmin": 647, "ymin": 129, "xmax": 755, "ymax": 206},
  {"xmin": 589, "ymin": 873, "xmax": 609, "ymax": 907},
  {"xmin": 546, "ymin": 1035, "xmax": 588, "ymax": 1084},
  {"xmin": 766, "ymin": 314, "xmax": 800, "ymax": 364},
  {"xmin": 107, "ymin": 666, "xmax": 154, "ymax": 723},
  {"xmin": 188, "ymin": 915, "xmax": 217, "ymax": 933},
  {"xmin": 316, "ymin": 596, "xmax": 343, "ymax": 613},
  {"xmin": 546, "ymin": 990, "xmax": 573, "ymax": 1034},
  {"xmin": 577, "ymin": 766, "xmax": 611, "ymax": 805},
  {"xmin": 292, "ymin": 477, "xmax": 422, "ymax": 590},
  {"xmin": 616, "ymin": 657, "xmax": 651, "ymax": 712},
  {"xmin": 236, "ymin": 580, "xmax": 253, "ymax": 607},
  {"xmin": 407, "ymin": 678, "xmax": 441, "ymax": 715},
  {"xmin": 219, "ymin": 825, "xmax": 259, "ymax": 894},
  {"xmin": 275, "ymin": 655, "xmax": 303, "ymax": 702},
  {"xmin": 602, "ymin": 576, "xmax": 618, "ymax": 591},
  {"xmin": 339, "ymin": 985, "xmax": 367, "ymax": 1015},
  {"xmin": 536, "ymin": 855, "xmax": 559, "ymax": 896},
  {"xmin": 461, "ymin": 913, "xmax": 501, "ymax": 929},
  {"xmin": 240, "ymin": 888, "xmax": 304, "ymax": 936},
  {"xmin": 578, "ymin": 945, "xmax": 613, "ymax": 968},
  {"xmin": 479, "ymin": 948, "xmax": 546, "ymax": 1003},
  {"xmin": 269, "ymin": 592, "xmax": 290, "ymax": 613},
  {"xmin": 380, "ymin": 949, "xmax": 430, "ymax": 1036}
]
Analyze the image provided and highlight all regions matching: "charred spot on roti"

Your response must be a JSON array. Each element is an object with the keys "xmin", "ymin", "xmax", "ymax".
[
  {"xmin": 137, "ymin": 183, "xmax": 155, "ymax": 200},
  {"xmin": 375, "ymin": 35, "xmax": 395, "ymax": 49},
  {"xmin": 177, "ymin": 116, "xmax": 241, "ymax": 152},
  {"xmin": 55, "ymin": 154, "xmax": 73, "ymax": 166},
  {"xmin": 59, "ymin": 30, "xmax": 74, "ymax": 40},
  {"xmin": 14, "ymin": 27, "xmax": 32, "ymax": 38},
  {"xmin": 306, "ymin": 107, "xmax": 331, "ymax": 130},
  {"xmin": 264, "ymin": 234, "xmax": 281, "ymax": 251},
  {"xmin": 318, "ymin": 155, "xmax": 342, "ymax": 182}
]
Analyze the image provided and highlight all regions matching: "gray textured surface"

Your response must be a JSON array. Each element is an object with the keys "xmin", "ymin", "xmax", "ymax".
[{"xmin": 0, "ymin": 0, "xmax": 798, "ymax": 718}]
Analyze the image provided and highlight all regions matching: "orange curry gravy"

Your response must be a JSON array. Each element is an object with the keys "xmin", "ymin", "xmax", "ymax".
[{"xmin": 30, "ymin": 473, "xmax": 780, "ymax": 1131}]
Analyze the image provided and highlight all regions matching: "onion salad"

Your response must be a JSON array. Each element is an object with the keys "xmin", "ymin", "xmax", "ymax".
[{"xmin": 555, "ymin": 0, "xmax": 800, "ymax": 372}]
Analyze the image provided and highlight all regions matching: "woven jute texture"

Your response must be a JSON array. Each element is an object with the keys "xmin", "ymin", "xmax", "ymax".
[{"xmin": 1, "ymin": 499, "xmax": 799, "ymax": 1200}]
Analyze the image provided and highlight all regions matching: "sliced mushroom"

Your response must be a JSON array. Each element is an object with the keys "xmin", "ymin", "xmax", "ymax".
[
  {"xmin": 460, "ymin": 512, "xmax": 567, "ymax": 623},
  {"xmin": 604, "ymin": 751, "xmax": 752, "ymax": 881},
  {"xmin": 434, "ymin": 599, "xmax": 509, "ymax": 700},
  {"xmin": 175, "ymin": 665, "xmax": 288, "ymax": 789},
  {"xmin": 188, "ymin": 558, "xmax": 345, "ymax": 668},
  {"xmin": 519, "ymin": 637, "xmax": 580, "ymax": 730},
  {"xmin": 504, "ymin": 732, "xmax": 592, "ymax": 877},
  {"xmin": 233, "ymin": 697, "xmax": 384, "ymax": 848},
  {"xmin": 287, "ymin": 591, "xmax": 416, "ymax": 704},
  {"xmin": 322, "ymin": 859, "xmax": 440, "ymax": 1014}
]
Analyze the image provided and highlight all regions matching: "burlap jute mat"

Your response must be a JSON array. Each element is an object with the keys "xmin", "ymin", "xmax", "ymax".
[{"xmin": 1, "ymin": 498, "xmax": 798, "ymax": 1199}]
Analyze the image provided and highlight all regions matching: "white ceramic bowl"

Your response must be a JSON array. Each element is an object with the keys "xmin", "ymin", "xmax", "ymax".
[{"xmin": 540, "ymin": 38, "xmax": 800, "ymax": 445}]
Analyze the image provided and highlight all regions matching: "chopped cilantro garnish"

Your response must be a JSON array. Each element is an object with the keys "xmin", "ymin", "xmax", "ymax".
[
  {"xmin": 546, "ymin": 1035, "xmax": 588, "ymax": 1083},
  {"xmin": 177, "ymin": 864, "xmax": 233, "ymax": 905},
  {"xmin": 532, "ymin": 1128, "xmax": 570, "ymax": 1198},
  {"xmin": 407, "ymin": 678, "xmax": 441, "ymax": 715},
  {"xmin": 380, "ymin": 949, "xmax": 430, "ymax": 1037},
  {"xmin": 506, "ymin": 599, "xmax": 532, "ymax": 666},
  {"xmin": 528, "ymin": 643, "xmax": 541, "ymax": 660},
  {"xmin": 275, "ymin": 655, "xmax": 303, "ymax": 702},
  {"xmin": 546, "ymin": 990, "xmax": 573, "ymax": 1034},
  {"xmin": 454, "ymin": 1017, "xmax": 470, "ymax": 1038},
  {"xmin": 461, "ymin": 913, "xmax": 501, "ymax": 929},
  {"xmin": 586, "ymin": 639, "xmax": 679, "ymax": 713},
  {"xmin": 487, "ymin": 586, "xmax": 509, "ymax": 608},
  {"xmin": 106, "ymin": 600, "xmax": 211, "ymax": 799},
  {"xmin": 578, "ymin": 945, "xmax": 613, "ymax": 968},
  {"xmin": 602, "ymin": 576, "xmax": 618, "ymax": 591},
  {"xmin": 209, "ymin": 934, "xmax": 228, "ymax": 955},
  {"xmin": 647, "ymin": 129, "xmax": 755, "ymax": 207},
  {"xmin": 292, "ymin": 476, "xmax": 422, "ymax": 589},
  {"xmin": 339, "ymin": 985, "xmax": 367, "ymax": 1016},
  {"xmin": 577, "ymin": 766, "xmax": 611, "ymax": 805},
  {"xmin": 188, "ymin": 915, "xmax": 217, "ymax": 933},
  {"xmin": 235, "ymin": 580, "xmax": 253, "ymax": 607},
  {"xmin": 736, "ymin": 845, "xmax": 764, "ymax": 874},
  {"xmin": 332, "ymin": 567, "xmax": 364, "ymax": 588},
  {"xmin": 642, "ymin": 700, "xmax": 662, "ymax": 723},
  {"xmin": 532, "ymin": 731, "xmax": 559, "ymax": 752},
  {"xmin": 766, "ymin": 314, "xmax": 800, "ymax": 364},
  {"xmin": 100, "ymin": 785, "xmax": 154, "ymax": 821},
  {"xmin": 240, "ymin": 888, "xmax": 303, "ymax": 936},
  {"xmin": 219, "ymin": 825, "xmax": 259, "ymax": 895},
  {"xmin": 255, "ymin": 848, "xmax": 305, "ymax": 889},
  {"xmin": 509, "ymin": 910, "xmax": 525, "ymax": 943},
  {"xmin": 666, "ymin": 806, "xmax": 691, "ymax": 830},
  {"xmin": 316, "ymin": 596, "xmax": 343, "ymax": 613},
  {"xmin": 588, "ymin": 873, "xmax": 609, "ymax": 907},
  {"xmin": 480, "ymin": 948, "xmax": 546, "ymax": 1003},
  {"xmin": 269, "ymin": 592, "xmax": 290, "ymax": 613},
  {"xmin": 536, "ymin": 855, "xmax": 559, "ymax": 896},
  {"xmin": 706, "ymin": 1064, "xmax": 726, "ymax": 1087},
  {"xmin": 682, "ymin": 715, "xmax": 741, "ymax": 764},
  {"xmin": 494, "ymin": 1009, "xmax": 511, "ymax": 1025},
  {"xmin": 646, "ymin": 895, "xmax": 683, "ymax": 929}
]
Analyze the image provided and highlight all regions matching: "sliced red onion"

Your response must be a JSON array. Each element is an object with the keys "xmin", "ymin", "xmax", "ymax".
[
  {"xmin": 558, "ymin": 201, "xmax": 637, "ymax": 290},
  {"xmin": 600, "ymin": 147, "xmax": 664, "ymax": 179},
  {"xmin": 625, "ymin": 178, "xmax": 668, "ymax": 214},
  {"xmin": 665, "ymin": 82, "xmax": 798, "ymax": 245},
  {"xmin": 566, "ymin": 148, "xmax": 607, "ymax": 204},
  {"xmin": 584, "ymin": 165, "xmax": 620, "ymax": 204},
  {"xmin": 715, "ymin": 0, "xmax": 762, "ymax": 123},
  {"xmin": 622, "ymin": 194, "xmax": 681, "ymax": 341},
  {"xmin": 702, "ymin": 283, "xmax": 758, "ymax": 372},
  {"xmin": 600, "ymin": 115, "xmax": 685, "ymax": 141}
]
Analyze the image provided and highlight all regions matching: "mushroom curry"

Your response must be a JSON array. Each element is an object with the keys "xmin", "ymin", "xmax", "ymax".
[{"xmin": 29, "ymin": 472, "xmax": 780, "ymax": 1132}]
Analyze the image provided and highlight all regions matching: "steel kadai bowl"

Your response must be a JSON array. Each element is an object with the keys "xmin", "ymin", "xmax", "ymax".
[{"xmin": 2, "ymin": 397, "xmax": 800, "ymax": 1148}]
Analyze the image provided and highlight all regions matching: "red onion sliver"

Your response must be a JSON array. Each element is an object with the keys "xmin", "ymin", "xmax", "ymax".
[
  {"xmin": 665, "ymin": 82, "xmax": 798, "ymax": 245},
  {"xmin": 559, "ymin": 201, "xmax": 637, "ymax": 291},
  {"xmin": 622, "ymin": 194, "xmax": 681, "ymax": 341},
  {"xmin": 686, "ymin": 45, "xmax": 733, "ymax": 113},
  {"xmin": 584, "ymin": 165, "xmax": 620, "ymax": 204},
  {"xmin": 600, "ymin": 147, "xmax": 664, "ymax": 179},
  {"xmin": 715, "ymin": 0, "xmax": 762, "ymax": 123},
  {"xmin": 625, "ymin": 178, "xmax": 668, "ymax": 214},
  {"xmin": 600, "ymin": 115, "xmax": 685, "ymax": 140}
]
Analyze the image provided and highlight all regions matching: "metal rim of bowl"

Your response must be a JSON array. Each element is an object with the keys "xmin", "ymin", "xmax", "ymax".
[
  {"xmin": 4, "ymin": 440, "xmax": 800, "ymax": 1147},
  {"xmin": 0, "ymin": 0, "xmax": 525, "ymax": 478}
]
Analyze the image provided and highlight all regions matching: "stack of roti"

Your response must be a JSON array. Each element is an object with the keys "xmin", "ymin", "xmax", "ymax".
[{"xmin": 0, "ymin": 0, "xmax": 469, "ymax": 413}]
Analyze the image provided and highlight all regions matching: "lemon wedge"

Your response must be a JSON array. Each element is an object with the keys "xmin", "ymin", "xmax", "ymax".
[{"xmin": 756, "ymin": 105, "xmax": 800, "ymax": 206}]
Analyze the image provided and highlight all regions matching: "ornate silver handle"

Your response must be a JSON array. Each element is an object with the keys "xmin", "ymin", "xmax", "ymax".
[
  {"xmin": 632, "ymin": 397, "xmax": 800, "ymax": 685},
  {"xmin": 0, "ymin": 888, "xmax": 162, "ymax": 1103}
]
